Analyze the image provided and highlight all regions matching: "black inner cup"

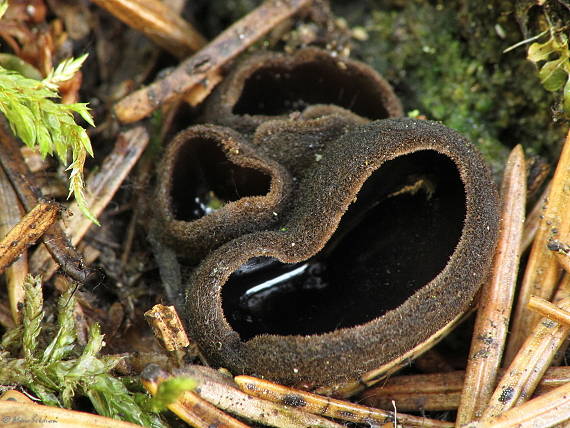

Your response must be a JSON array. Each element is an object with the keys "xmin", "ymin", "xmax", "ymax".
[
  {"xmin": 169, "ymin": 137, "xmax": 271, "ymax": 221},
  {"xmin": 232, "ymin": 61, "xmax": 392, "ymax": 120},
  {"xmin": 222, "ymin": 150, "xmax": 466, "ymax": 340}
]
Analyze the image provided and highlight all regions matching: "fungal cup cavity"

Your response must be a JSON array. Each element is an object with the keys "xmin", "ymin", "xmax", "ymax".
[
  {"xmin": 222, "ymin": 150, "xmax": 466, "ymax": 340},
  {"xmin": 169, "ymin": 136, "xmax": 271, "ymax": 221}
]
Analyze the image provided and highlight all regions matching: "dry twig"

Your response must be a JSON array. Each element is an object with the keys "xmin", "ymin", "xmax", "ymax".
[
  {"xmin": 29, "ymin": 126, "xmax": 150, "ymax": 281},
  {"xmin": 455, "ymin": 145, "xmax": 526, "ymax": 426},
  {"xmin": 90, "ymin": 0, "xmax": 206, "ymax": 59},
  {"xmin": 506, "ymin": 130, "xmax": 570, "ymax": 362},
  {"xmin": 0, "ymin": 202, "xmax": 59, "ymax": 276},
  {"xmin": 235, "ymin": 375, "xmax": 454, "ymax": 428},
  {"xmin": 114, "ymin": 0, "xmax": 313, "ymax": 123}
]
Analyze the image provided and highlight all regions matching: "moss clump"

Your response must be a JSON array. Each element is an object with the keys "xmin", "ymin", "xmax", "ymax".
[{"xmin": 335, "ymin": 0, "xmax": 566, "ymax": 174}]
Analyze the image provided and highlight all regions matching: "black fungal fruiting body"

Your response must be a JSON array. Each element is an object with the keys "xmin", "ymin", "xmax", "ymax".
[{"xmin": 152, "ymin": 48, "xmax": 499, "ymax": 389}]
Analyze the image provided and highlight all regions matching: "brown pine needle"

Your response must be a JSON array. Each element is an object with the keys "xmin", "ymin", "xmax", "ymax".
[
  {"xmin": 0, "ymin": 202, "xmax": 59, "ymax": 276},
  {"xmin": 173, "ymin": 365, "xmax": 344, "ymax": 428},
  {"xmin": 0, "ymin": 401, "xmax": 141, "ymax": 428},
  {"xmin": 91, "ymin": 0, "xmax": 206, "ymax": 59},
  {"xmin": 506, "ymin": 130, "xmax": 570, "ymax": 362},
  {"xmin": 235, "ymin": 376, "xmax": 454, "ymax": 428},
  {"xmin": 555, "ymin": 251, "xmax": 570, "ymax": 273},
  {"xmin": 142, "ymin": 365, "xmax": 249, "ymax": 428},
  {"xmin": 528, "ymin": 295, "xmax": 570, "ymax": 326},
  {"xmin": 30, "ymin": 126, "xmax": 149, "ymax": 280},
  {"xmin": 520, "ymin": 183, "xmax": 549, "ymax": 254},
  {"xmin": 480, "ymin": 293, "xmax": 570, "ymax": 420},
  {"xmin": 462, "ymin": 381, "xmax": 570, "ymax": 428},
  {"xmin": 360, "ymin": 367, "xmax": 570, "ymax": 412},
  {"xmin": 455, "ymin": 145, "xmax": 526, "ymax": 426},
  {"xmin": 114, "ymin": 0, "xmax": 313, "ymax": 124}
]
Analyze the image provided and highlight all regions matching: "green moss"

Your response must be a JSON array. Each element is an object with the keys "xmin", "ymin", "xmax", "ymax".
[{"xmin": 335, "ymin": 0, "xmax": 567, "ymax": 174}]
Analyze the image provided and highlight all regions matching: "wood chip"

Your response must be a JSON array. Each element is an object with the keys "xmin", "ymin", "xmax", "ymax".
[
  {"xmin": 0, "ymin": 202, "xmax": 59, "ymax": 276},
  {"xmin": 456, "ymin": 145, "xmax": 526, "ymax": 426},
  {"xmin": 144, "ymin": 304, "xmax": 189, "ymax": 352},
  {"xmin": 235, "ymin": 375, "xmax": 453, "ymax": 428},
  {"xmin": 506, "ymin": 129, "xmax": 570, "ymax": 362},
  {"xmin": 114, "ymin": 0, "xmax": 313, "ymax": 124}
]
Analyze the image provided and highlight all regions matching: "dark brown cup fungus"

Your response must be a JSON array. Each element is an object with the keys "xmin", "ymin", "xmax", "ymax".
[
  {"xmin": 154, "ymin": 124, "xmax": 293, "ymax": 263},
  {"xmin": 184, "ymin": 118, "xmax": 499, "ymax": 389},
  {"xmin": 201, "ymin": 47, "xmax": 403, "ymax": 134}
]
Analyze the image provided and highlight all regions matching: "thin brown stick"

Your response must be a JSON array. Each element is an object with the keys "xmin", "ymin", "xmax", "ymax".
[
  {"xmin": 528, "ymin": 295, "xmax": 570, "ymax": 326},
  {"xmin": 520, "ymin": 183, "xmax": 549, "ymax": 253},
  {"xmin": 141, "ymin": 365, "xmax": 251, "ymax": 428},
  {"xmin": 90, "ymin": 0, "xmax": 206, "ymax": 59},
  {"xmin": 481, "ymin": 292, "xmax": 570, "ymax": 420},
  {"xmin": 0, "ymin": 120, "xmax": 98, "ymax": 283},
  {"xmin": 455, "ymin": 145, "xmax": 526, "ymax": 426},
  {"xmin": 360, "ymin": 367, "xmax": 570, "ymax": 412},
  {"xmin": 235, "ymin": 376, "xmax": 453, "ymax": 428},
  {"xmin": 463, "ymin": 381, "xmax": 570, "ymax": 428},
  {"xmin": 506, "ymin": 130, "xmax": 570, "ymax": 362},
  {"xmin": 114, "ymin": 0, "xmax": 313, "ymax": 124},
  {"xmin": 0, "ymin": 202, "xmax": 59, "ymax": 275},
  {"xmin": 29, "ymin": 126, "xmax": 150, "ymax": 281},
  {"xmin": 0, "ymin": 165, "xmax": 27, "ymax": 324}
]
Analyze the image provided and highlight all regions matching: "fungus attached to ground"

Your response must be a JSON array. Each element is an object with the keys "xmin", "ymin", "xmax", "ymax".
[
  {"xmin": 183, "ymin": 119, "xmax": 499, "ymax": 388},
  {"xmin": 201, "ymin": 47, "xmax": 403, "ymax": 133}
]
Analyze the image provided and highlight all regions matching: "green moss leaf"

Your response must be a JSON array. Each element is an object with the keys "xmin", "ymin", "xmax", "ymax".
[
  {"xmin": 528, "ymin": 39, "xmax": 558, "ymax": 62},
  {"xmin": 0, "ymin": 276, "xmax": 168, "ymax": 427},
  {"xmin": 22, "ymin": 276, "xmax": 44, "ymax": 362},
  {"xmin": 0, "ymin": 55, "xmax": 96, "ymax": 223},
  {"xmin": 539, "ymin": 59, "xmax": 568, "ymax": 91},
  {"xmin": 150, "ymin": 377, "xmax": 198, "ymax": 412}
]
